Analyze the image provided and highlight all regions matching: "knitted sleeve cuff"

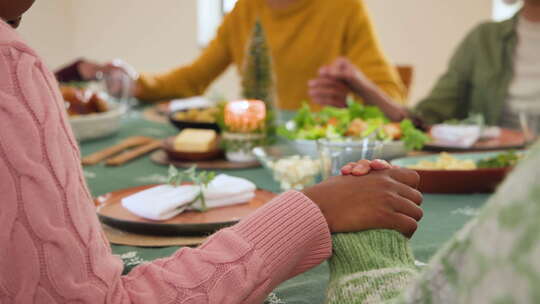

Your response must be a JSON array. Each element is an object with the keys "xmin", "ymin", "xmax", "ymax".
[
  {"xmin": 326, "ymin": 230, "xmax": 418, "ymax": 304},
  {"xmin": 232, "ymin": 190, "xmax": 332, "ymax": 279},
  {"xmin": 330, "ymin": 230, "xmax": 416, "ymax": 277}
]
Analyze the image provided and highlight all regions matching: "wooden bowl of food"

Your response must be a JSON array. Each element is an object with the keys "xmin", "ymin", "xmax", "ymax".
[
  {"xmin": 169, "ymin": 108, "xmax": 221, "ymax": 132},
  {"xmin": 162, "ymin": 130, "xmax": 222, "ymax": 161},
  {"xmin": 412, "ymin": 167, "xmax": 512, "ymax": 194},
  {"xmin": 391, "ymin": 151, "xmax": 521, "ymax": 194}
]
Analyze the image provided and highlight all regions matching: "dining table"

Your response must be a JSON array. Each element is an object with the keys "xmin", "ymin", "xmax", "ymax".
[{"xmin": 81, "ymin": 109, "xmax": 491, "ymax": 304}]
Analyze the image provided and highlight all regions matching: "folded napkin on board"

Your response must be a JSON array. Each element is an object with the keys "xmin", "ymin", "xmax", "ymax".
[
  {"xmin": 430, "ymin": 125, "xmax": 481, "ymax": 148},
  {"xmin": 431, "ymin": 124, "xmax": 502, "ymax": 148},
  {"xmin": 122, "ymin": 174, "xmax": 256, "ymax": 221},
  {"xmin": 169, "ymin": 96, "xmax": 215, "ymax": 113}
]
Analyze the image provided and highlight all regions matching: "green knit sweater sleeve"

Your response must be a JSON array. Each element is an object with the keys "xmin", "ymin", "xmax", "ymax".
[{"xmin": 326, "ymin": 230, "xmax": 418, "ymax": 304}]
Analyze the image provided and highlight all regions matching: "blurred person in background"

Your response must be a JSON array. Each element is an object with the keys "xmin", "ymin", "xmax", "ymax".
[
  {"xmin": 56, "ymin": 0, "xmax": 406, "ymax": 110},
  {"xmin": 311, "ymin": 0, "xmax": 540, "ymax": 126}
]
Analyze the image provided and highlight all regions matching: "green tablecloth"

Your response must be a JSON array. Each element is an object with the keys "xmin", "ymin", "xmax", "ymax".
[{"xmin": 82, "ymin": 113, "xmax": 489, "ymax": 304}]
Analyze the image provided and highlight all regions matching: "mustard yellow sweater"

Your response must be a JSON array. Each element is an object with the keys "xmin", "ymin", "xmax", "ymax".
[{"xmin": 137, "ymin": 0, "xmax": 405, "ymax": 110}]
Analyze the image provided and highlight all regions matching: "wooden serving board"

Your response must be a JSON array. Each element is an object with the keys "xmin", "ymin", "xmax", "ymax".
[
  {"xmin": 150, "ymin": 150, "xmax": 261, "ymax": 170},
  {"xmin": 424, "ymin": 128, "xmax": 525, "ymax": 152},
  {"xmin": 96, "ymin": 185, "xmax": 276, "ymax": 235}
]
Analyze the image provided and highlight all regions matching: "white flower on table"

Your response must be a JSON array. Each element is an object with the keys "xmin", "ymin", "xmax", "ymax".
[
  {"xmin": 135, "ymin": 174, "xmax": 168, "ymax": 184},
  {"xmin": 451, "ymin": 206, "xmax": 480, "ymax": 217},
  {"xmin": 265, "ymin": 293, "xmax": 286, "ymax": 304},
  {"xmin": 119, "ymin": 251, "xmax": 146, "ymax": 267},
  {"xmin": 83, "ymin": 170, "xmax": 96, "ymax": 179}
]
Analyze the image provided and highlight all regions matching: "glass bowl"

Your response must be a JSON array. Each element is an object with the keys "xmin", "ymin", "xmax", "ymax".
[
  {"xmin": 253, "ymin": 145, "xmax": 321, "ymax": 191},
  {"xmin": 317, "ymin": 139, "xmax": 383, "ymax": 179}
]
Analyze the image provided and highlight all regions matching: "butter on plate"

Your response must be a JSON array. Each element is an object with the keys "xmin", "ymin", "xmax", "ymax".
[{"xmin": 174, "ymin": 128, "xmax": 218, "ymax": 153}]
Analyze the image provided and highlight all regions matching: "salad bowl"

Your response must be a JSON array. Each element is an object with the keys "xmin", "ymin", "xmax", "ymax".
[{"xmin": 279, "ymin": 102, "xmax": 428, "ymax": 160}]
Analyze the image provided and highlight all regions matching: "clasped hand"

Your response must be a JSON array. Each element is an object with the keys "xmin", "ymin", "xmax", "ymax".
[{"xmin": 302, "ymin": 159, "xmax": 423, "ymax": 238}]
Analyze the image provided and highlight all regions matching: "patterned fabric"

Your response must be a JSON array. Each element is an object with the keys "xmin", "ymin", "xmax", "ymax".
[{"xmin": 327, "ymin": 143, "xmax": 540, "ymax": 303}]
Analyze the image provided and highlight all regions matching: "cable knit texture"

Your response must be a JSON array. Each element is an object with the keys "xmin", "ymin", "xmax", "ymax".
[{"xmin": 0, "ymin": 21, "xmax": 331, "ymax": 304}]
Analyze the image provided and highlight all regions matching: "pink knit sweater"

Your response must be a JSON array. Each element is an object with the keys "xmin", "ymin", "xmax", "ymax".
[{"xmin": 0, "ymin": 21, "xmax": 331, "ymax": 303}]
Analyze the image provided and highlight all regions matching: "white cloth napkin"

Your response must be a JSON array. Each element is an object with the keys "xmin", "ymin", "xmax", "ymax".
[
  {"xmin": 121, "ymin": 185, "xmax": 199, "ymax": 221},
  {"xmin": 121, "ymin": 175, "xmax": 256, "ymax": 221},
  {"xmin": 481, "ymin": 126, "xmax": 501, "ymax": 139},
  {"xmin": 169, "ymin": 96, "xmax": 215, "ymax": 113},
  {"xmin": 430, "ymin": 124, "xmax": 482, "ymax": 148},
  {"xmin": 193, "ymin": 192, "xmax": 256, "ymax": 210}
]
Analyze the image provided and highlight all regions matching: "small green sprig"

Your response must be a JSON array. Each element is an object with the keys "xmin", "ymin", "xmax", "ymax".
[
  {"xmin": 167, "ymin": 165, "xmax": 216, "ymax": 211},
  {"xmin": 477, "ymin": 151, "xmax": 522, "ymax": 169}
]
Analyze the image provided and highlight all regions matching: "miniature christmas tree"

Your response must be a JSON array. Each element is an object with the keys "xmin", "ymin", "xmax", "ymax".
[{"xmin": 241, "ymin": 20, "xmax": 277, "ymax": 137}]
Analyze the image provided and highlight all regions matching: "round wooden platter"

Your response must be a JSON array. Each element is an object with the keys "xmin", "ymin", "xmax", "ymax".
[
  {"xmin": 424, "ymin": 128, "xmax": 526, "ymax": 152},
  {"xmin": 150, "ymin": 149, "xmax": 261, "ymax": 170},
  {"xmin": 101, "ymin": 224, "xmax": 207, "ymax": 247},
  {"xmin": 96, "ymin": 185, "xmax": 276, "ymax": 236}
]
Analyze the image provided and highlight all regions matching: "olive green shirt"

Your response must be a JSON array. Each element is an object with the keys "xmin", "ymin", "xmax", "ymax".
[{"xmin": 415, "ymin": 15, "xmax": 519, "ymax": 125}]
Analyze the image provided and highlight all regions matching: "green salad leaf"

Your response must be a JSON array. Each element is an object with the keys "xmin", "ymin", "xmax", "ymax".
[
  {"xmin": 477, "ymin": 151, "xmax": 521, "ymax": 169},
  {"xmin": 277, "ymin": 125, "xmax": 296, "ymax": 140},
  {"xmin": 167, "ymin": 165, "xmax": 216, "ymax": 211},
  {"xmin": 347, "ymin": 99, "xmax": 388, "ymax": 121},
  {"xmin": 281, "ymin": 101, "xmax": 429, "ymax": 150},
  {"xmin": 294, "ymin": 103, "xmax": 316, "ymax": 129},
  {"xmin": 400, "ymin": 119, "xmax": 430, "ymax": 150}
]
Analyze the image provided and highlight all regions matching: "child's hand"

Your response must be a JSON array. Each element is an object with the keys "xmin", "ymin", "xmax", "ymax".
[
  {"xmin": 303, "ymin": 168, "xmax": 422, "ymax": 237},
  {"xmin": 340, "ymin": 159, "xmax": 394, "ymax": 176}
]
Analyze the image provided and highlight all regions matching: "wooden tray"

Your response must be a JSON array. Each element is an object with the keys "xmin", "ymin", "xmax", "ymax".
[
  {"xmin": 150, "ymin": 150, "xmax": 261, "ymax": 170},
  {"xmin": 96, "ymin": 185, "xmax": 276, "ymax": 235},
  {"xmin": 424, "ymin": 128, "xmax": 525, "ymax": 152}
]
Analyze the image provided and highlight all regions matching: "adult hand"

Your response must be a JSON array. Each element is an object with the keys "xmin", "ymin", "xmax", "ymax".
[
  {"xmin": 309, "ymin": 57, "xmax": 377, "ymax": 107},
  {"xmin": 308, "ymin": 76, "xmax": 349, "ymax": 108},
  {"xmin": 100, "ymin": 59, "xmax": 138, "ymax": 98},
  {"xmin": 302, "ymin": 167, "xmax": 422, "ymax": 238},
  {"xmin": 316, "ymin": 57, "xmax": 412, "ymax": 122},
  {"xmin": 77, "ymin": 60, "xmax": 104, "ymax": 81},
  {"xmin": 318, "ymin": 57, "xmax": 374, "ymax": 94}
]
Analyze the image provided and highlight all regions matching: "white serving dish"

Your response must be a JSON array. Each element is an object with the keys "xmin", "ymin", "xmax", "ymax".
[{"xmin": 69, "ymin": 103, "xmax": 125, "ymax": 142}]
